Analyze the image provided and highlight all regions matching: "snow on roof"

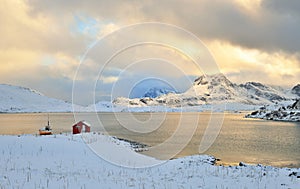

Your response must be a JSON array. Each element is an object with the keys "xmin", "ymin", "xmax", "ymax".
[
  {"xmin": 82, "ymin": 120, "xmax": 91, "ymax": 127},
  {"xmin": 73, "ymin": 120, "xmax": 91, "ymax": 127}
]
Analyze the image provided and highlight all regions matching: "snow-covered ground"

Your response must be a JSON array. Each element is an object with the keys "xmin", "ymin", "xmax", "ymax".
[{"xmin": 0, "ymin": 133, "xmax": 299, "ymax": 189}]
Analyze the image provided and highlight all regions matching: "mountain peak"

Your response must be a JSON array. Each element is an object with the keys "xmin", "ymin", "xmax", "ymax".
[{"xmin": 193, "ymin": 73, "xmax": 234, "ymax": 88}]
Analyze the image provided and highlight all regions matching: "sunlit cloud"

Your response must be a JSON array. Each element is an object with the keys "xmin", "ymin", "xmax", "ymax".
[
  {"xmin": 0, "ymin": 0, "xmax": 299, "ymax": 104},
  {"xmin": 97, "ymin": 23, "xmax": 120, "ymax": 38},
  {"xmin": 234, "ymin": 0, "xmax": 263, "ymax": 14},
  {"xmin": 207, "ymin": 40, "xmax": 300, "ymax": 86},
  {"xmin": 101, "ymin": 76, "xmax": 119, "ymax": 84}
]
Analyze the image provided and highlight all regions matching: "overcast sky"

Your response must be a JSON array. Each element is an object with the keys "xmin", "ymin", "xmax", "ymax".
[{"xmin": 1, "ymin": 0, "xmax": 300, "ymax": 105}]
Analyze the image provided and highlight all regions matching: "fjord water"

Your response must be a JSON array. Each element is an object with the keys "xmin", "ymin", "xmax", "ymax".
[{"xmin": 0, "ymin": 112, "xmax": 299, "ymax": 168}]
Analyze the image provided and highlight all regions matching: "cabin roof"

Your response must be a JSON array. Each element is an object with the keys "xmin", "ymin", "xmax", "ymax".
[
  {"xmin": 73, "ymin": 120, "xmax": 91, "ymax": 127},
  {"xmin": 82, "ymin": 120, "xmax": 91, "ymax": 126}
]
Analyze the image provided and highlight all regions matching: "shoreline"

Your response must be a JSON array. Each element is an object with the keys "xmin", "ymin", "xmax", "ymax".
[
  {"xmin": 0, "ymin": 102, "xmax": 261, "ymax": 114},
  {"xmin": 0, "ymin": 110, "xmax": 252, "ymax": 113}
]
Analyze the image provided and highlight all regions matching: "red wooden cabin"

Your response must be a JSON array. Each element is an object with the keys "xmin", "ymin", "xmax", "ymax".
[{"xmin": 72, "ymin": 120, "xmax": 91, "ymax": 134}]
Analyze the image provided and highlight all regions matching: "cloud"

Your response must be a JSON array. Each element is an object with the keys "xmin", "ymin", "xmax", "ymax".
[
  {"xmin": 101, "ymin": 76, "xmax": 118, "ymax": 84},
  {"xmin": 1, "ymin": 0, "xmax": 300, "ymax": 104},
  {"xmin": 207, "ymin": 41, "xmax": 300, "ymax": 86},
  {"xmin": 262, "ymin": 0, "xmax": 300, "ymax": 16},
  {"xmin": 0, "ymin": 0, "xmax": 87, "ymax": 56},
  {"xmin": 23, "ymin": 0, "xmax": 300, "ymax": 54}
]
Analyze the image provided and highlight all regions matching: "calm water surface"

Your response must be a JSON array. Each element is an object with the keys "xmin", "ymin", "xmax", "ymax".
[{"xmin": 0, "ymin": 112, "xmax": 299, "ymax": 168}]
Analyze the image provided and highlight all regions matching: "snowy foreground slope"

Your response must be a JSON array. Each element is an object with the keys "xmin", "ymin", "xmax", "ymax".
[
  {"xmin": 0, "ymin": 84, "xmax": 77, "ymax": 113},
  {"xmin": 0, "ymin": 133, "xmax": 299, "ymax": 189}
]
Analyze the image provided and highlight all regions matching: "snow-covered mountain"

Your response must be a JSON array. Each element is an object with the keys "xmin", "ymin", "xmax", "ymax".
[
  {"xmin": 0, "ymin": 84, "xmax": 77, "ymax": 113},
  {"xmin": 1, "ymin": 74, "xmax": 298, "ymax": 113},
  {"xmin": 186, "ymin": 74, "xmax": 296, "ymax": 105},
  {"xmin": 143, "ymin": 87, "xmax": 176, "ymax": 98},
  {"xmin": 113, "ymin": 74, "xmax": 298, "ymax": 109},
  {"xmin": 182, "ymin": 74, "xmax": 248, "ymax": 105}
]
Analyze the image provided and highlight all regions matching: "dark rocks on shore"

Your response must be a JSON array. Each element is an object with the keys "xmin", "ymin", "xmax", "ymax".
[
  {"xmin": 288, "ymin": 171, "xmax": 300, "ymax": 178},
  {"xmin": 251, "ymin": 111, "xmax": 259, "ymax": 116},
  {"xmin": 245, "ymin": 99, "xmax": 300, "ymax": 122},
  {"xmin": 112, "ymin": 137, "xmax": 149, "ymax": 152}
]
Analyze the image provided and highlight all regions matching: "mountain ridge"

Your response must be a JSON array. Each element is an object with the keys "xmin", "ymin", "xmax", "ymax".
[
  {"xmin": 0, "ymin": 74, "xmax": 299, "ymax": 112},
  {"xmin": 113, "ymin": 73, "xmax": 299, "ymax": 108}
]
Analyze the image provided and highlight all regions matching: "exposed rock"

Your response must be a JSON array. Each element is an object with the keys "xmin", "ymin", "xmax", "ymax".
[
  {"xmin": 251, "ymin": 111, "xmax": 259, "ymax": 116},
  {"xmin": 139, "ymin": 98, "xmax": 147, "ymax": 104},
  {"xmin": 246, "ymin": 100, "xmax": 300, "ymax": 122},
  {"xmin": 291, "ymin": 99, "xmax": 300, "ymax": 109},
  {"xmin": 194, "ymin": 75, "xmax": 209, "ymax": 85}
]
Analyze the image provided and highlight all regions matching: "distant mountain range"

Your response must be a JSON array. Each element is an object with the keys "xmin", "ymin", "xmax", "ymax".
[
  {"xmin": 113, "ymin": 74, "xmax": 299, "ymax": 108},
  {"xmin": 0, "ymin": 74, "xmax": 299, "ymax": 112}
]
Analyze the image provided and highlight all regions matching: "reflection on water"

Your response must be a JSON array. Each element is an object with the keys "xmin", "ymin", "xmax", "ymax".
[{"xmin": 0, "ymin": 112, "xmax": 299, "ymax": 168}]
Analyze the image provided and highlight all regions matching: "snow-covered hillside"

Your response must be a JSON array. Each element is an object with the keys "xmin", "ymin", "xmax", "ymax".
[
  {"xmin": 0, "ymin": 84, "xmax": 77, "ymax": 113},
  {"xmin": 239, "ymin": 82, "xmax": 295, "ymax": 102},
  {"xmin": 112, "ymin": 74, "xmax": 298, "ymax": 110}
]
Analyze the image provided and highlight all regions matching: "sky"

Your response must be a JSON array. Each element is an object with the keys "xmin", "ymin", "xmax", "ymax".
[{"xmin": 1, "ymin": 0, "xmax": 300, "ymax": 105}]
